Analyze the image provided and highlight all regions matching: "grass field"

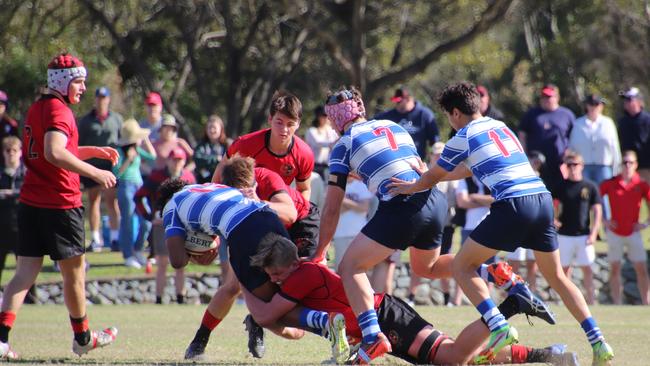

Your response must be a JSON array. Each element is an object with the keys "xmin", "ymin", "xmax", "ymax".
[{"xmin": 4, "ymin": 303, "xmax": 649, "ymax": 365}]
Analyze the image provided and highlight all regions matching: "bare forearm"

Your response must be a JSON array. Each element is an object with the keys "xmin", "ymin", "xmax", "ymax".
[
  {"xmin": 314, "ymin": 202, "xmax": 340, "ymax": 260},
  {"xmin": 46, "ymin": 147, "xmax": 98, "ymax": 178}
]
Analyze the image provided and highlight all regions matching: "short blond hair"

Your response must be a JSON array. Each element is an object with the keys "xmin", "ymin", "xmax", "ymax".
[{"xmin": 2, "ymin": 136, "xmax": 21, "ymax": 150}]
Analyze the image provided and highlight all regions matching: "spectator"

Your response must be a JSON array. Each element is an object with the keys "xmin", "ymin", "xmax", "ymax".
[
  {"xmin": 152, "ymin": 114, "xmax": 193, "ymax": 171},
  {"xmin": 600, "ymin": 150, "xmax": 650, "ymax": 305},
  {"xmin": 136, "ymin": 147, "xmax": 195, "ymax": 304},
  {"xmin": 618, "ymin": 87, "xmax": 650, "ymax": 183},
  {"xmin": 0, "ymin": 137, "xmax": 25, "ymax": 285},
  {"xmin": 0, "ymin": 91, "xmax": 19, "ymax": 166},
  {"xmin": 114, "ymin": 119, "xmax": 156, "ymax": 268},
  {"xmin": 333, "ymin": 175, "xmax": 373, "ymax": 270},
  {"xmin": 373, "ymin": 86, "xmax": 439, "ymax": 159},
  {"xmin": 519, "ymin": 84, "xmax": 575, "ymax": 191},
  {"xmin": 451, "ymin": 175, "xmax": 495, "ymax": 306},
  {"xmin": 569, "ymin": 94, "xmax": 621, "ymax": 186},
  {"xmin": 553, "ymin": 151, "xmax": 602, "ymax": 305},
  {"xmin": 476, "ymin": 85, "xmax": 505, "ymax": 120},
  {"xmin": 193, "ymin": 115, "xmax": 227, "ymax": 184},
  {"xmin": 305, "ymin": 106, "xmax": 338, "ymax": 179},
  {"xmin": 0, "ymin": 53, "xmax": 118, "ymax": 359},
  {"xmin": 78, "ymin": 86, "xmax": 123, "ymax": 252},
  {"xmin": 139, "ymin": 92, "xmax": 164, "ymax": 141},
  {"xmin": 505, "ymin": 151, "xmax": 546, "ymax": 292}
]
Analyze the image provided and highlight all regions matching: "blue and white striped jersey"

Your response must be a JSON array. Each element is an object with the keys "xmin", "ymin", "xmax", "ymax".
[
  {"xmin": 329, "ymin": 119, "xmax": 422, "ymax": 201},
  {"xmin": 438, "ymin": 117, "xmax": 548, "ymax": 200},
  {"xmin": 163, "ymin": 183, "xmax": 267, "ymax": 240}
]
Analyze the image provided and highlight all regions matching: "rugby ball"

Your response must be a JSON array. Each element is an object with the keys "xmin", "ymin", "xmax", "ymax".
[{"xmin": 184, "ymin": 230, "xmax": 220, "ymax": 256}]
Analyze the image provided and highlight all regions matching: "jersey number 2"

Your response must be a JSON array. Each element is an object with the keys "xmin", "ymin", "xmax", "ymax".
[
  {"xmin": 488, "ymin": 128, "xmax": 522, "ymax": 157},
  {"xmin": 24, "ymin": 126, "xmax": 38, "ymax": 159},
  {"xmin": 373, "ymin": 126, "xmax": 398, "ymax": 151}
]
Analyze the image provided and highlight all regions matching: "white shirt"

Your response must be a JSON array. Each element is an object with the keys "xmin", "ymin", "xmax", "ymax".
[
  {"xmin": 456, "ymin": 178, "xmax": 490, "ymax": 230},
  {"xmin": 569, "ymin": 114, "xmax": 622, "ymax": 174},
  {"xmin": 305, "ymin": 126, "xmax": 339, "ymax": 165},
  {"xmin": 334, "ymin": 179, "xmax": 373, "ymax": 238}
]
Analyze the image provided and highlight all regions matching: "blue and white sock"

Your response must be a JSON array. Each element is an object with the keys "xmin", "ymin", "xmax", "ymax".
[
  {"xmin": 477, "ymin": 298, "xmax": 508, "ymax": 332},
  {"xmin": 581, "ymin": 317, "xmax": 604, "ymax": 346},
  {"xmin": 299, "ymin": 309, "xmax": 329, "ymax": 337},
  {"xmin": 358, "ymin": 309, "xmax": 381, "ymax": 344}
]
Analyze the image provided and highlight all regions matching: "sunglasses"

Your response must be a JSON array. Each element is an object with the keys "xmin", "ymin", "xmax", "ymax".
[
  {"xmin": 622, "ymin": 160, "xmax": 637, "ymax": 165},
  {"xmin": 566, "ymin": 162, "xmax": 582, "ymax": 167}
]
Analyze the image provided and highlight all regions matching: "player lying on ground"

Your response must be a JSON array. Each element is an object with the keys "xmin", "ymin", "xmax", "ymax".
[
  {"xmin": 157, "ymin": 179, "xmax": 342, "ymax": 361},
  {"xmin": 389, "ymin": 82, "xmax": 613, "ymax": 365},
  {"xmin": 242, "ymin": 236, "xmax": 578, "ymax": 365}
]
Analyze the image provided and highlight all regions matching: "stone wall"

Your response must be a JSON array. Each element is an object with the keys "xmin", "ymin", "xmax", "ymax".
[{"xmin": 19, "ymin": 253, "xmax": 650, "ymax": 305}]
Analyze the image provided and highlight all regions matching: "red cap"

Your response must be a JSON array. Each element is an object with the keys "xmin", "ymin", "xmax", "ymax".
[
  {"xmin": 168, "ymin": 147, "xmax": 187, "ymax": 160},
  {"xmin": 390, "ymin": 87, "xmax": 411, "ymax": 103},
  {"xmin": 476, "ymin": 85, "xmax": 488, "ymax": 97},
  {"xmin": 145, "ymin": 92, "xmax": 162, "ymax": 106},
  {"xmin": 541, "ymin": 85, "xmax": 558, "ymax": 97}
]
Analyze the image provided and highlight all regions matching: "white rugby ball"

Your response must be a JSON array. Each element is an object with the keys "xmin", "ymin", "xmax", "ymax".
[{"xmin": 184, "ymin": 230, "xmax": 220, "ymax": 256}]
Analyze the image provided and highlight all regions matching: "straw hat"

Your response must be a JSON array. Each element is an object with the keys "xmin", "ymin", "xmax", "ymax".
[{"xmin": 118, "ymin": 118, "xmax": 150, "ymax": 146}]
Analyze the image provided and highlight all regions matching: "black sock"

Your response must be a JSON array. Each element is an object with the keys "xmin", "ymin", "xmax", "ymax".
[
  {"xmin": 498, "ymin": 295, "xmax": 520, "ymax": 319},
  {"xmin": 193, "ymin": 325, "xmax": 212, "ymax": 344},
  {"xmin": 0, "ymin": 325, "xmax": 10, "ymax": 343},
  {"xmin": 443, "ymin": 292, "xmax": 450, "ymax": 305},
  {"xmin": 156, "ymin": 296, "xmax": 162, "ymax": 304},
  {"xmin": 527, "ymin": 347, "xmax": 552, "ymax": 363},
  {"xmin": 177, "ymin": 294, "xmax": 185, "ymax": 304}
]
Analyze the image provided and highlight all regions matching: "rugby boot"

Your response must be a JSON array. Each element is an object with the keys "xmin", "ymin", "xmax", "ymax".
[
  {"xmin": 592, "ymin": 340, "xmax": 614, "ymax": 366},
  {"xmin": 350, "ymin": 332, "xmax": 392, "ymax": 365},
  {"xmin": 546, "ymin": 343, "xmax": 579, "ymax": 366},
  {"xmin": 509, "ymin": 282, "xmax": 557, "ymax": 325},
  {"xmin": 184, "ymin": 338, "xmax": 207, "ymax": 361},
  {"xmin": 327, "ymin": 312, "xmax": 350, "ymax": 364},
  {"xmin": 243, "ymin": 314, "xmax": 265, "ymax": 358},
  {"xmin": 72, "ymin": 327, "xmax": 118, "ymax": 356},
  {"xmin": 0, "ymin": 341, "xmax": 17, "ymax": 360},
  {"xmin": 474, "ymin": 324, "xmax": 518, "ymax": 364}
]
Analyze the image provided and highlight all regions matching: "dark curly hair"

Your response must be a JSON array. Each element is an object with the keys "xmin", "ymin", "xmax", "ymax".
[
  {"xmin": 437, "ymin": 82, "xmax": 481, "ymax": 115},
  {"xmin": 156, "ymin": 178, "xmax": 189, "ymax": 211}
]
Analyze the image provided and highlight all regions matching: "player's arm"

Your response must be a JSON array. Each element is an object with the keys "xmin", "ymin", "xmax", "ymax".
[
  {"xmin": 77, "ymin": 146, "xmax": 119, "ymax": 164},
  {"xmin": 267, "ymin": 191, "xmax": 298, "ymax": 225},
  {"xmin": 44, "ymin": 131, "xmax": 116, "ymax": 188},
  {"xmin": 242, "ymin": 289, "xmax": 297, "ymax": 326},
  {"xmin": 312, "ymin": 177, "xmax": 346, "ymax": 262},
  {"xmin": 211, "ymin": 153, "xmax": 230, "ymax": 183},
  {"xmin": 587, "ymin": 203, "xmax": 602, "ymax": 245},
  {"xmin": 468, "ymin": 193, "xmax": 494, "ymax": 207},
  {"xmin": 389, "ymin": 162, "xmax": 453, "ymax": 195},
  {"xmin": 440, "ymin": 163, "xmax": 472, "ymax": 181},
  {"xmin": 295, "ymin": 178, "xmax": 311, "ymax": 202},
  {"xmin": 456, "ymin": 190, "xmax": 481, "ymax": 209},
  {"xmin": 167, "ymin": 235, "xmax": 190, "ymax": 269}
]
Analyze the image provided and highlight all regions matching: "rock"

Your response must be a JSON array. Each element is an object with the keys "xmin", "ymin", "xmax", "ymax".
[{"xmin": 203, "ymin": 277, "xmax": 220, "ymax": 289}]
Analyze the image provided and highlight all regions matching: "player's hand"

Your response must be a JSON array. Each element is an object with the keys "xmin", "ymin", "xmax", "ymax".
[
  {"xmin": 554, "ymin": 219, "xmax": 562, "ymax": 229},
  {"xmin": 632, "ymin": 222, "xmax": 648, "ymax": 232},
  {"xmin": 586, "ymin": 233, "xmax": 597, "ymax": 245},
  {"xmin": 388, "ymin": 177, "xmax": 419, "ymax": 196},
  {"xmin": 604, "ymin": 220, "xmax": 617, "ymax": 231},
  {"xmin": 189, "ymin": 248, "xmax": 218, "ymax": 265},
  {"xmin": 239, "ymin": 187, "xmax": 259, "ymax": 201},
  {"xmin": 410, "ymin": 157, "xmax": 428, "ymax": 175},
  {"xmin": 92, "ymin": 169, "xmax": 117, "ymax": 189},
  {"xmin": 95, "ymin": 146, "xmax": 120, "ymax": 165}
]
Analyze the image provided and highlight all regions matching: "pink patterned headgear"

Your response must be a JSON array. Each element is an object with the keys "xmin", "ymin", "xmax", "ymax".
[
  {"xmin": 324, "ymin": 90, "xmax": 366, "ymax": 132},
  {"xmin": 47, "ymin": 53, "xmax": 87, "ymax": 97}
]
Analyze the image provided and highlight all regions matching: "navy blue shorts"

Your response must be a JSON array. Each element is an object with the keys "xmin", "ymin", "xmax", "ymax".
[
  {"xmin": 227, "ymin": 208, "xmax": 291, "ymax": 292},
  {"xmin": 361, "ymin": 189, "xmax": 447, "ymax": 251},
  {"xmin": 470, "ymin": 193, "xmax": 558, "ymax": 253}
]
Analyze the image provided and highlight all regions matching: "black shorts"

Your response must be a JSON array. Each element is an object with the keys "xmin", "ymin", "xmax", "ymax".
[
  {"xmin": 80, "ymin": 159, "xmax": 113, "ymax": 189},
  {"xmin": 288, "ymin": 202, "xmax": 320, "ymax": 257},
  {"xmin": 376, "ymin": 295, "xmax": 430, "ymax": 359},
  {"xmin": 440, "ymin": 225, "xmax": 455, "ymax": 255},
  {"xmin": 227, "ymin": 208, "xmax": 291, "ymax": 292},
  {"xmin": 17, "ymin": 203, "xmax": 86, "ymax": 261},
  {"xmin": 362, "ymin": 189, "xmax": 447, "ymax": 251}
]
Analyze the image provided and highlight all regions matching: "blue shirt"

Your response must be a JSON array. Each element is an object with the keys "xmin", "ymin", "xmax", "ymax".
[
  {"xmin": 163, "ymin": 183, "xmax": 267, "ymax": 240},
  {"xmin": 373, "ymin": 102, "xmax": 439, "ymax": 159},
  {"xmin": 439, "ymin": 117, "xmax": 548, "ymax": 201},
  {"xmin": 329, "ymin": 119, "xmax": 422, "ymax": 201},
  {"xmin": 518, "ymin": 106, "xmax": 575, "ymax": 165}
]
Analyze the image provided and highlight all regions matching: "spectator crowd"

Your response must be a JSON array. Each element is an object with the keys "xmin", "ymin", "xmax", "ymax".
[{"xmin": 0, "ymin": 77, "xmax": 649, "ymax": 307}]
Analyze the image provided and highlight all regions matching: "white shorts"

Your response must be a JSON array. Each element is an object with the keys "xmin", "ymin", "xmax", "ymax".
[
  {"xmin": 605, "ymin": 230, "xmax": 647, "ymax": 263},
  {"xmin": 333, "ymin": 236, "xmax": 355, "ymax": 271},
  {"xmin": 505, "ymin": 247, "xmax": 535, "ymax": 262},
  {"xmin": 558, "ymin": 234, "xmax": 595, "ymax": 267}
]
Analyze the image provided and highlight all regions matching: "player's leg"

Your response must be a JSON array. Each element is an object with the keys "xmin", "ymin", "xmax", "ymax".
[
  {"xmin": 525, "ymin": 250, "xmax": 538, "ymax": 293},
  {"xmin": 628, "ymin": 231, "xmax": 649, "ymax": 305},
  {"xmin": 155, "ymin": 255, "xmax": 168, "ymax": 303},
  {"xmin": 574, "ymin": 235, "xmax": 596, "ymax": 305},
  {"xmin": 102, "ymin": 186, "xmax": 120, "ymax": 250},
  {"xmin": 605, "ymin": 230, "xmax": 624, "ymax": 304},
  {"xmin": 174, "ymin": 268, "xmax": 185, "ymax": 304}
]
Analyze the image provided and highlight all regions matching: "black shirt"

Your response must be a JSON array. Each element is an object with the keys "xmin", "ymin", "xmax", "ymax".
[
  {"xmin": 618, "ymin": 109, "xmax": 650, "ymax": 169},
  {"xmin": 553, "ymin": 179, "xmax": 601, "ymax": 236}
]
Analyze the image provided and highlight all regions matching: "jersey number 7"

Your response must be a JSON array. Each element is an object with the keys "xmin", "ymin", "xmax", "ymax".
[{"xmin": 373, "ymin": 126, "xmax": 398, "ymax": 151}]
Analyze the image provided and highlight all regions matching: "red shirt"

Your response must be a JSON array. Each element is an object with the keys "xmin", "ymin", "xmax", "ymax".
[
  {"xmin": 254, "ymin": 167, "xmax": 310, "ymax": 221},
  {"xmin": 279, "ymin": 261, "xmax": 384, "ymax": 339},
  {"xmin": 600, "ymin": 173, "xmax": 650, "ymax": 236},
  {"xmin": 20, "ymin": 95, "xmax": 82, "ymax": 209},
  {"xmin": 227, "ymin": 129, "xmax": 314, "ymax": 185}
]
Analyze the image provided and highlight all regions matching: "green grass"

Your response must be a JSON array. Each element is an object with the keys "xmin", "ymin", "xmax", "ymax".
[
  {"xmin": 0, "ymin": 251, "xmax": 221, "ymax": 286},
  {"xmin": 5, "ymin": 304, "xmax": 649, "ymax": 365}
]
